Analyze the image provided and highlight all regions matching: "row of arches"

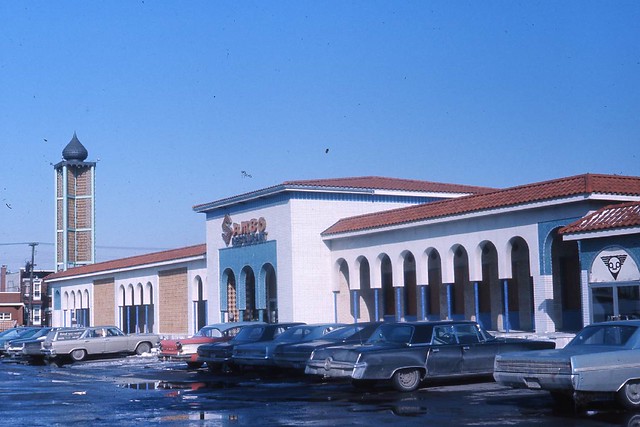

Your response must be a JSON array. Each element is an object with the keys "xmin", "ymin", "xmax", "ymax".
[
  {"xmin": 60, "ymin": 289, "xmax": 90, "ymax": 327},
  {"xmin": 335, "ymin": 230, "xmax": 581, "ymax": 332},
  {"xmin": 118, "ymin": 282, "xmax": 154, "ymax": 333},
  {"xmin": 222, "ymin": 263, "xmax": 278, "ymax": 323}
]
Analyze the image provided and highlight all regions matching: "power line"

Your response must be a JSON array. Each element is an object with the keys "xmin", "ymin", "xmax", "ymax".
[
  {"xmin": 0, "ymin": 242, "xmax": 169, "ymax": 251},
  {"xmin": 0, "ymin": 242, "xmax": 49, "ymax": 246}
]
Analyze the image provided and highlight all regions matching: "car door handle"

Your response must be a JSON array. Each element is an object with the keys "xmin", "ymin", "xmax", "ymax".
[
  {"xmin": 462, "ymin": 346, "xmax": 470, "ymax": 351},
  {"xmin": 430, "ymin": 348, "xmax": 440, "ymax": 353}
]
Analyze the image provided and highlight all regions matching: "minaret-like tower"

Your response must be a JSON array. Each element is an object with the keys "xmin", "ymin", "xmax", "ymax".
[{"xmin": 54, "ymin": 133, "xmax": 96, "ymax": 271}]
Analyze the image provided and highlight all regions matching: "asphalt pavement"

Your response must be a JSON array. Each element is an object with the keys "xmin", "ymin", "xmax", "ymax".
[{"xmin": 1, "ymin": 355, "xmax": 638, "ymax": 426}]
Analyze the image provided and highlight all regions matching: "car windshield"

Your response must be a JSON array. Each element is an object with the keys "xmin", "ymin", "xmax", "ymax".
[
  {"xmin": 367, "ymin": 324, "xmax": 413, "ymax": 344},
  {"xmin": 569, "ymin": 324, "xmax": 638, "ymax": 347}
]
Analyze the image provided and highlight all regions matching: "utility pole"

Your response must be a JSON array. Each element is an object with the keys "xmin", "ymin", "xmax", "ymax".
[{"xmin": 28, "ymin": 242, "xmax": 37, "ymax": 326}]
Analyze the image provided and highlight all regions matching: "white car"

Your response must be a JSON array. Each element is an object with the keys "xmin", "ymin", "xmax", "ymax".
[
  {"xmin": 42, "ymin": 326, "xmax": 160, "ymax": 363},
  {"xmin": 494, "ymin": 320, "xmax": 640, "ymax": 409}
]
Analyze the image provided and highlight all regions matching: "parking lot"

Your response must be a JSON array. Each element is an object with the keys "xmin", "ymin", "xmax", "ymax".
[{"xmin": 1, "ymin": 355, "xmax": 639, "ymax": 426}]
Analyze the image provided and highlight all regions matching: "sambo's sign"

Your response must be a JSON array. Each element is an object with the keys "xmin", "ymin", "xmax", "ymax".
[{"xmin": 221, "ymin": 214, "xmax": 268, "ymax": 247}]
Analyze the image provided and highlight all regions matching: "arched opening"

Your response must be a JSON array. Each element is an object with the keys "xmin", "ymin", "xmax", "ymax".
[
  {"xmin": 551, "ymin": 229, "xmax": 582, "ymax": 332},
  {"xmin": 76, "ymin": 289, "xmax": 90, "ymax": 327},
  {"xmin": 118, "ymin": 285, "xmax": 126, "ymax": 330},
  {"xmin": 194, "ymin": 276, "xmax": 207, "ymax": 331},
  {"xmin": 452, "ymin": 246, "xmax": 470, "ymax": 320},
  {"xmin": 144, "ymin": 283, "xmax": 155, "ymax": 333},
  {"xmin": 134, "ymin": 283, "xmax": 143, "ymax": 333},
  {"xmin": 511, "ymin": 237, "xmax": 534, "ymax": 331},
  {"xmin": 427, "ymin": 249, "xmax": 443, "ymax": 320},
  {"xmin": 262, "ymin": 263, "xmax": 277, "ymax": 323},
  {"xmin": 403, "ymin": 252, "xmax": 417, "ymax": 320},
  {"xmin": 63, "ymin": 291, "xmax": 69, "ymax": 327},
  {"xmin": 480, "ymin": 242, "xmax": 500, "ymax": 330},
  {"xmin": 358, "ymin": 257, "xmax": 375, "ymax": 321},
  {"xmin": 70, "ymin": 291, "xmax": 77, "ymax": 326},
  {"xmin": 380, "ymin": 255, "xmax": 395, "ymax": 320},
  {"xmin": 223, "ymin": 269, "xmax": 238, "ymax": 322},
  {"xmin": 121, "ymin": 284, "xmax": 136, "ymax": 334},
  {"xmin": 241, "ymin": 267, "xmax": 257, "ymax": 321}
]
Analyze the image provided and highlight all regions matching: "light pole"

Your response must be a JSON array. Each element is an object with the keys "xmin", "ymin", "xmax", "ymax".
[{"xmin": 28, "ymin": 242, "xmax": 37, "ymax": 326}]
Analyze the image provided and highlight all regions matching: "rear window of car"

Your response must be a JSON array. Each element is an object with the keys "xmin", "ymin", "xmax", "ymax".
[
  {"xmin": 572, "ymin": 325, "xmax": 637, "ymax": 346},
  {"xmin": 236, "ymin": 327, "xmax": 265, "ymax": 340}
]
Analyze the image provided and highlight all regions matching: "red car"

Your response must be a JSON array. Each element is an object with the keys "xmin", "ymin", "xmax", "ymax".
[{"xmin": 159, "ymin": 322, "xmax": 259, "ymax": 368}]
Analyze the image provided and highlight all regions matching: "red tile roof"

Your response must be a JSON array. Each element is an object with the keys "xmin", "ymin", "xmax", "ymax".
[
  {"xmin": 193, "ymin": 176, "xmax": 495, "ymax": 212},
  {"xmin": 281, "ymin": 176, "xmax": 496, "ymax": 194},
  {"xmin": 322, "ymin": 174, "xmax": 640, "ymax": 236},
  {"xmin": 560, "ymin": 201, "xmax": 640, "ymax": 234},
  {"xmin": 45, "ymin": 244, "xmax": 206, "ymax": 281}
]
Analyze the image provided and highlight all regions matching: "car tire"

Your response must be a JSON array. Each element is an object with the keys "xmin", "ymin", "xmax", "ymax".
[
  {"xmin": 70, "ymin": 349, "xmax": 86, "ymax": 362},
  {"xmin": 187, "ymin": 361, "xmax": 203, "ymax": 369},
  {"xmin": 391, "ymin": 368, "xmax": 421, "ymax": 392},
  {"xmin": 618, "ymin": 381, "xmax": 640, "ymax": 409},
  {"xmin": 135, "ymin": 342, "xmax": 152, "ymax": 355}
]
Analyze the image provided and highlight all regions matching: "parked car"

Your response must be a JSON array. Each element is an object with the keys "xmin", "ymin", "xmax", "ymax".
[
  {"xmin": 305, "ymin": 320, "xmax": 556, "ymax": 392},
  {"xmin": 197, "ymin": 322, "xmax": 304, "ymax": 372},
  {"xmin": 159, "ymin": 322, "xmax": 258, "ymax": 369},
  {"xmin": 494, "ymin": 320, "xmax": 640, "ymax": 409},
  {"xmin": 5, "ymin": 327, "xmax": 53, "ymax": 359},
  {"xmin": 23, "ymin": 334, "xmax": 53, "ymax": 364},
  {"xmin": 233, "ymin": 323, "xmax": 344, "ymax": 369},
  {"xmin": 0, "ymin": 327, "xmax": 43, "ymax": 357},
  {"xmin": 41, "ymin": 326, "xmax": 160, "ymax": 363},
  {"xmin": 273, "ymin": 322, "xmax": 382, "ymax": 370}
]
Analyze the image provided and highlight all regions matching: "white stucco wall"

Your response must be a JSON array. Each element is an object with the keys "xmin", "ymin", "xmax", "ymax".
[{"xmin": 48, "ymin": 258, "xmax": 206, "ymax": 334}]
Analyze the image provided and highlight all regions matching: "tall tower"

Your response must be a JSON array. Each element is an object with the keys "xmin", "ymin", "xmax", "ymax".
[{"xmin": 54, "ymin": 133, "xmax": 96, "ymax": 271}]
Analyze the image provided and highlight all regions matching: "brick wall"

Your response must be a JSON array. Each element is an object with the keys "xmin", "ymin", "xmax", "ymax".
[
  {"xmin": 93, "ymin": 278, "xmax": 115, "ymax": 326},
  {"xmin": 158, "ymin": 268, "xmax": 188, "ymax": 334}
]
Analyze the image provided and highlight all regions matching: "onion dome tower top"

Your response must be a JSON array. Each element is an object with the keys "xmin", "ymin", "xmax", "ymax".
[{"xmin": 62, "ymin": 132, "xmax": 89, "ymax": 162}]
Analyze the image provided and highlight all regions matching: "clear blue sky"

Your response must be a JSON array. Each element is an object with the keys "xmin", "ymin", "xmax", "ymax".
[{"xmin": 1, "ymin": 2, "xmax": 638, "ymax": 272}]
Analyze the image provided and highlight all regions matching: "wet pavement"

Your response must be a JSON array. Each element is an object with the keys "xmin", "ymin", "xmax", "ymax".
[{"xmin": 1, "ymin": 355, "xmax": 639, "ymax": 426}]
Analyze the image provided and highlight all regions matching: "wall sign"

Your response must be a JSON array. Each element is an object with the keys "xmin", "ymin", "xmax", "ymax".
[
  {"xmin": 221, "ymin": 214, "xmax": 268, "ymax": 247},
  {"xmin": 590, "ymin": 248, "xmax": 640, "ymax": 283}
]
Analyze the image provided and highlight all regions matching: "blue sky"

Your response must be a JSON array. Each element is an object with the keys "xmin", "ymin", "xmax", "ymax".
[{"xmin": 1, "ymin": 1, "xmax": 638, "ymax": 272}]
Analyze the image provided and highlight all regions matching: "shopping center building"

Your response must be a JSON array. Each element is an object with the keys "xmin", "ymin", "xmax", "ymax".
[{"xmin": 46, "ymin": 168, "xmax": 640, "ymax": 336}]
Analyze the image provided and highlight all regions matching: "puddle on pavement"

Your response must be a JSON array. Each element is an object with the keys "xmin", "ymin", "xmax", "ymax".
[{"xmin": 119, "ymin": 380, "xmax": 233, "ymax": 391}]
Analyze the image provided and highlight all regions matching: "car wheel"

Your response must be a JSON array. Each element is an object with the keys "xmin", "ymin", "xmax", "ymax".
[
  {"xmin": 391, "ymin": 368, "xmax": 421, "ymax": 392},
  {"xmin": 618, "ymin": 381, "xmax": 640, "ymax": 409},
  {"xmin": 187, "ymin": 361, "xmax": 203, "ymax": 369},
  {"xmin": 135, "ymin": 342, "xmax": 152, "ymax": 355},
  {"xmin": 70, "ymin": 349, "xmax": 86, "ymax": 362}
]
